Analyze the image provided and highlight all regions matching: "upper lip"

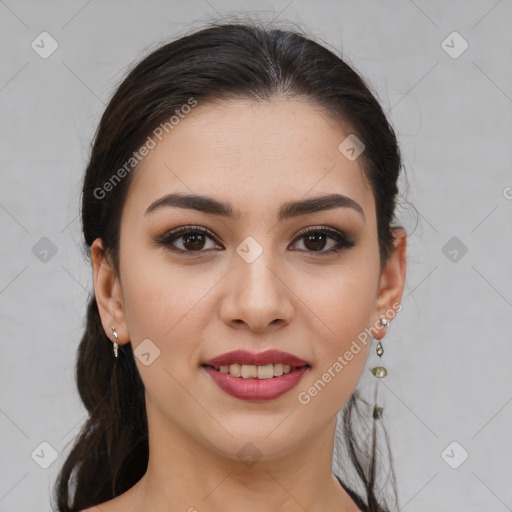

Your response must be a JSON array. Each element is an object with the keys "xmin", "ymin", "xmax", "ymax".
[{"xmin": 202, "ymin": 349, "xmax": 310, "ymax": 368}]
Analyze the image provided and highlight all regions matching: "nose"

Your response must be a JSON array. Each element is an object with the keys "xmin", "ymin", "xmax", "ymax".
[{"xmin": 219, "ymin": 253, "xmax": 294, "ymax": 333}]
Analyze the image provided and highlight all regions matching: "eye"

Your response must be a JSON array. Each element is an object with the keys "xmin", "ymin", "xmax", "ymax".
[
  {"xmin": 290, "ymin": 226, "xmax": 356, "ymax": 255},
  {"xmin": 155, "ymin": 225, "xmax": 221, "ymax": 253}
]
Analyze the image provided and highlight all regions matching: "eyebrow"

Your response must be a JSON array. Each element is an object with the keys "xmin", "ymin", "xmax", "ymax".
[{"xmin": 144, "ymin": 192, "xmax": 365, "ymax": 222}]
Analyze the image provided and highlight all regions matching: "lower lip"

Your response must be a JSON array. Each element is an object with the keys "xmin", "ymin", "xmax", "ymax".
[{"xmin": 202, "ymin": 365, "xmax": 309, "ymax": 402}]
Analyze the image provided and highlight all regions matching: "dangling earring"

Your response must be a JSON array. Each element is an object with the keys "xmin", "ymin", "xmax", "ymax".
[
  {"xmin": 110, "ymin": 326, "xmax": 119, "ymax": 358},
  {"xmin": 371, "ymin": 317, "xmax": 389, "ymax": 419}
]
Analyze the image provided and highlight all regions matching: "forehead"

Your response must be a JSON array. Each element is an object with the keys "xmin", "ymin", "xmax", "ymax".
[{"xmin": 125, "ymin": 97, "xmax": 374, "ymax": 221}]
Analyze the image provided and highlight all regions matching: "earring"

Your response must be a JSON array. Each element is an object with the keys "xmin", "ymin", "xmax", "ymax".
[
  {"xmin": 110, "ymin": 326, "xmax": 119, "ymax": 358},
  {"xmin": 372, "ymin": 317, "xmax": 389, "ymax": 419}
]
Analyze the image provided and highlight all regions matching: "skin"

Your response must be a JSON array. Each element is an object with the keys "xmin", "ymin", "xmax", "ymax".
[{"xmin": 87, "ymin": 97, "xmax": 407, "ymax": 512}]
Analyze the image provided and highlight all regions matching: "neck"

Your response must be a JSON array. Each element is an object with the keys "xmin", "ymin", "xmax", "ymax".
[{"xmin": 121, "ymin": 399, "xmax": 359, "ymax": 512}]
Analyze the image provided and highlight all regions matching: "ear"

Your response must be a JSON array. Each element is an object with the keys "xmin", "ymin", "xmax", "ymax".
[
  {"xmin": 372, "ymin": 227, "xmax": 407, "ymax": 339},
  {"xmin": 91, "ymin": 238, "xmax": 130, "ymax": 345}
]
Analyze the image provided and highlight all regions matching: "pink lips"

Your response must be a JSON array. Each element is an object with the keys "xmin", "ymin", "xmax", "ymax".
[
  {"xmin": 202, "ymin": 349, "xmax": 309, "ymax": 368},
  {"xmin": 201, "ymin": 349, "xmax": 310, "ymax": 402}
]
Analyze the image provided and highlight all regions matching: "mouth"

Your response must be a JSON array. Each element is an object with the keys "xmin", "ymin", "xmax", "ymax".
[{"xmin": 200, "ymin": 349, "xmax": 311, "ymax": 401}]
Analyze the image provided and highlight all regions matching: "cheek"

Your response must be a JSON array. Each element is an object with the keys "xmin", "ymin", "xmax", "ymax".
[
  {"xmin": 291, "ymin": 257, "xmax": 379, "ymax": 412},
  {"xmin": 118, "ymin": 233, "xmax": 204, "ymax": 337},
  {"xmin": 119, "ymin": 255, "xmax": 210, "ymax": 404},
  {"xmin": 295, "ymin": 257, "xmax": 379, "ymax": 345},
  {"xmin": 293, "ymin": 280, "xmax": 375, "ymax": 420}
]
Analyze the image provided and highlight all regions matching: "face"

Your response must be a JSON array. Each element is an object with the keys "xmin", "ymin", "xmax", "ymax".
[{"xmin": 93, "ymin": 97, "xmax": 405, "ymax": 463}]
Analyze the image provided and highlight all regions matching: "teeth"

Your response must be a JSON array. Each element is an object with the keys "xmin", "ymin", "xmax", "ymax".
[
  {"xmin": 257, "ymin": 364, "xmax": 274, "ymax": 379},
  {"xmin": 241, "ymin": 364, "xmax": 258, "ymax": 378},
  {"xmin": 216, "ymin": 363, "xmax": 297, "ymax": 379},
  {"xmin": 273, "ymin": 363, "xmax": 284, "ymax": 376}
]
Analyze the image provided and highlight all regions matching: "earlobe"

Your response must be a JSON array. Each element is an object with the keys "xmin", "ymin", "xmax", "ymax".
[
  {"xmin": 90, "ymin": 238, "xmax": 130, "ymax": 345},
  {"xmin": 374, "ymin": 228, "xmax": 407, "ymax": 330}
]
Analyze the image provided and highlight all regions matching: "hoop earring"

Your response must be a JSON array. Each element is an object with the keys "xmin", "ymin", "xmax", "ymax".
[
  {"xmin": 372, "ymin": 317, "xmax": 389, "ymax": 419},
  {"xmin": 110, "ymin": 326, "xmax": 119, "ymax": 358}
]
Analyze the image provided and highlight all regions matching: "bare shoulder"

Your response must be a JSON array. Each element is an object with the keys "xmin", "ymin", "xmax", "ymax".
[
  {"xmin": 79, "ymin": 494, "xmax": 132, "ymax": 512},
  {"xmin": 80, "ymin": 505, "xmax": 114, "ymax": 512},
  {"xmin": 79, "ymin": 480, "xmax": 140, "ymax": 512}
]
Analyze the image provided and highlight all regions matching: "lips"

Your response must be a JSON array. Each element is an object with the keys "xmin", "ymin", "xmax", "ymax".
[
  {"xmin": 202, "ymin": 364, "xmax": 309, "ymax": 401},
  {"xmin": 202, "ymin": 349, "xmax": 310, "ymax": 368},
  {"xmin": 201, "ymin": 349, "xmax": 310, "ymax": 401}
]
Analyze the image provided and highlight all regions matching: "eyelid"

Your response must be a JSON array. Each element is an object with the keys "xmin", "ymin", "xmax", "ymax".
[
  {"xmin": 155, "ymin": 224, "xmax": 222, "ymax": 248},
  {"xmin": 296, "ymin": 225, "xmax": 351, "ymax": 240}
]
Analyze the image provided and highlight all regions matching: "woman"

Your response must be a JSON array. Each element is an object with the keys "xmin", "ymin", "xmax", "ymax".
[{"xmin": 54, "ymin": 22, "xmax": 407, "ymax": 512}]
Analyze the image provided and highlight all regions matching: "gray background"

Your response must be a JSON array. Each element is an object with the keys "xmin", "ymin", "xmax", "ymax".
[{"xmin": 1, "ymin": 0, "xmax": 511, "ymax": 510}]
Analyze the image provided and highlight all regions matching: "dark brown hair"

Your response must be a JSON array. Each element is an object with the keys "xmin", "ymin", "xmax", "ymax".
[{"xmin": 54, "ymin": 21, "xmax": 402, "ymax": 512}]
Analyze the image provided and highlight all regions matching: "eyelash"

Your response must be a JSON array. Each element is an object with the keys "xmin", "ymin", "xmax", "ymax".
[{"xmin": 155, "ymin": 224, "xmax": 356, "ymax": 256}]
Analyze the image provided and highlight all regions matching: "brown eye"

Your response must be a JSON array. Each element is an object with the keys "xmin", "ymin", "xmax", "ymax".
[
  {"xmin": 291, "ymin": 227, "xmax": 356, "ymax": 255},
  {"xmin": 156, "ymin": 226, "xmax": 221, "ymax": 253},
  {"xmin": 180, "ymin": 232, "xmax": 207, "ymax": 251},
  {"xmin": 303, "ymin": 232, "xmax": 330, "ymax": 251}
]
